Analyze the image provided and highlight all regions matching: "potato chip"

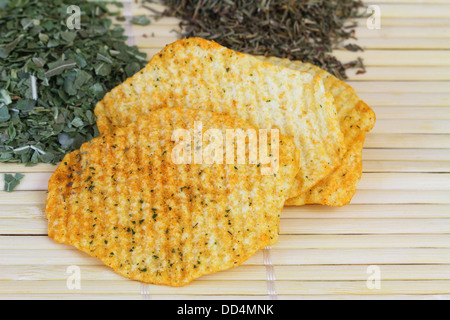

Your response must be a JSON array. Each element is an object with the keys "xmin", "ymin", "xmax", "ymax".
[
  {"xmin": 257, "ymin": 56, "xmax": 376, "ymax": 206},
  {"xmin": 94, "ymin": 38, "xmax": 345, "ymax": 198},
  {"xmin": 46, "ymin": 107, "xmax": 300, "ymax": 286}
]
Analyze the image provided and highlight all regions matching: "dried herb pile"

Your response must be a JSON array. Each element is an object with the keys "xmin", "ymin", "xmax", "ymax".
[
  {"xmin": 3, "ymin": 172, "xmax": 24, "ymax": 192},
  {"xmin": 0, "ymin": 0, "xmax": 147, "ymax": 165},
  {"xmin": 145, "ymin": 0, "xmax": 366, "ymax": 79}
]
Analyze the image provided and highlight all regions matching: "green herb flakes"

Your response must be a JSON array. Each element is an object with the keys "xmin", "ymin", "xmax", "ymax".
[{"xmin": 0, "ymin": 0, "xmax": 148, "ymax": 165}]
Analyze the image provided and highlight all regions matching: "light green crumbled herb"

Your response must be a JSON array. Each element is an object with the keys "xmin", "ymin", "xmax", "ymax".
[
  {"xmin": 0, "ymin": 0, "xmax": 148, "ymax": 165},
  {"xmin": 130, "ymin": 16, "xmax": 151, "ymax": 26},
  {"xmin": 4, "ymin": 173, "xmax": 24, "ymax": 192}
]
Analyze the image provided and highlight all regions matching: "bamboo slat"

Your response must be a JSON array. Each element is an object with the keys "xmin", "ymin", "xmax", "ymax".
[
  {"xmin": 4, "ymin": 204, "xmax": 450, "ymax": 220},
  {"xmin": 1, "ymin": 264, "xmax": 449, "ymax": 282},
  {"xmin": 276, "ymin": 234, "xmax": 450, "ymax": 249},
  {"xmin": 273, "ymin": 265, "xmax": 450, "ymax": 281},
  {"xmin": 1, "ymin": 248, "xmax": 450, "ymax": 266},
  {"xmin": 348, "ymin": 82, "xmax": 450, "ymax": 94},
  {"xmin": 127, "ymin": 3, "xmax": 450, "ymax": 19},
  {"xmin": 0, "ymin": 293, "xmax": 448, "ymax": 300},
  {"xmin": 0, "ymin": 249, "xmax": 262, "ymax": 266},
  {"xmin": 365, "ymin": 4, "xmax": 450, "ymax": 19},
  {"xmin": 0, "ymin": 293, "xmax": 144, "ymax": 300},
  {"xmin": 360, "ymin": 94, "xmax": 450, "ymax": 107},
  {"xmin": 269, "ymin": 248, "xmax": 450, "ymax": 265},
  {"xmin": 2, "ymin": 159, "xmax": 450, "ymax": 176},
  {"xmin": 370, "ymin": 0, "xmax": 449, "ymax": 4},
  {"xmin": 3, "ymin": 233, "xmax": 450, "ymax": 250},
  {"xmin": 355, "ymin": 26, "xmax": 450, "ymax": 38},
  {"xmin": 2, "ymin": 204, "xmax": 450, "ymax": 220},
  {"xmin": 3, "ymin": 217, "xmax": 450, "ymax": 235},
  {"xmin": 0, "ymin": 164, "xmax": 57, "ymax": 173},
  {"xmin": 0, "ymin": 265, "xmax": 269, "ymax": 281},
  {"xmin": 346, "ymin": 67, "xmax": 450, "ymax": 81},
  {"xmin": 362, "ymin": 149, "xmax": 450, "ymax": 161},
  {"xmin": 0, "ymin": 280, "xmax": 268, "ymax": 295},
  {"xmin": 141, "ymin": 47, "xmax": 450, "ymax": 68},
  {"xmin": 371, "ymin": 107, "xmax": 450, "ymax": 121},
  {"xmin": 1, "ymin": 149, "xmax": 450, "ymax": 174},
  {"xmin": 358, "ymin": 173, "xmax": 450, "ymax": 190},
  {"xmin": 135, "ymin": 37, "xmax": 450, "ymax": 50},
  {"xmin": 335, "ymin": 51, "xmax": 450, "ymax": 67},
  {"xmin": 365, "ymin": 134, "xmax": 450, "ymax": 149},
  {"xmin": 354, "ymin": 17, "xmax": 450, "ymax": 27},
  {"xmin": 131, "ymin": 25, "xmax": 450, "ymax": 41},
  {"xmin": 278, "ymin": 295, "xmax": 450, "ymax": 300},
  {"xmin": 371, "ymin": 120, "xmax": 450, "ymax": 134},
  {"xmin": 275, "ymin": 281, "xmax": 450, "ymax": 295},
  {"xmin": 280, "ymin": 219, "xmax": 450, "ymax": 235},
  {"xmin": 363, "ymin": 161, "xmax": 450, "ymax": 172},
  {"xmin": 1, "ymin": 189, "xmax": 449, "ymax": 208},
  {"xmin": 351, "ymin": 190, "xmax": 450, "ymax": 204}
]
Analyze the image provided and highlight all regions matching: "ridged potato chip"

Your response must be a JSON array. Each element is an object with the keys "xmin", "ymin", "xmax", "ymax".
[
  {"xmin": 257, "ymin": 57, "xmax": 376, "ymax": 206},
  {"xmin": 46, "ymin": 107, "xmax": 300, "ymax": 286},
  {"xmin": 94, "ymin": 38, "xmax": 345, "ymax": 198}
]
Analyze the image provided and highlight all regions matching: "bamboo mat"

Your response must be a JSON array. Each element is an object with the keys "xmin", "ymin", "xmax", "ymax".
[{"xmin": 0, "ymin": 0, "xmax": 449, "ymax": 300}]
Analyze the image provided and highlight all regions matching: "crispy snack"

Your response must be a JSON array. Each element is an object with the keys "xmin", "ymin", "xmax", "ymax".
[
  {"xmin": 94, "ymin": 38, "xmax": 345, "ymax": 198},
  {"xmin": 257, "ymin": 56, "xmax": 376, "ymax": 206},
  {"xmin": 46, "ymin": 108, "xmax": 300, "ymax": 286}
]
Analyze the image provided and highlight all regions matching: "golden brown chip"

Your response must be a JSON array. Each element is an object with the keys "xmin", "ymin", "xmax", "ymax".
[
  {"xmin": 46, "ymin": 107, "xmax": 300, "ymax": 286},
  {"xmin": 257, "ymin": 56, "xmax": 376, "ymax": 206},
  {"xmin": 94, "ymin": 37, "xmax": 345, "ymax": 198}
]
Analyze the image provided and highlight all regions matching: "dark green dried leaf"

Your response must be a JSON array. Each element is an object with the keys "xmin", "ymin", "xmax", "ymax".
[
  {"xmin": 45, "ymin": 59, "xmax": 77, "ymax": 78},
  {"xmin": 0, "ymin": 105, "xmax": 10, "ymax": 122},
  {"xmin": 94, "ymin": 62, "xmax": 112, "ymax": 77},
  {"xmin": 60, "ymin": 31, "xmax": 77, "ymax": 43},
  {"xmin": 0, "ymin": 89, "xmax": 12, "ymax": 105},
  {"xmin": 0, "ymin": 35, "xmax": 24, "ymax": 59}
]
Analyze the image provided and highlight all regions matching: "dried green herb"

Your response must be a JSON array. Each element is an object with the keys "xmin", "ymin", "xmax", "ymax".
[
  {"xmin": 144, "ymin": 0, "xmax": 366, "ymax": 79},
  {"xmin": 0, "ymin": 0, "xmax": 148, "ymax": 165},
  {"xmin": 4, "ymin": 173, "xmax": 24, "ymax": 192}
]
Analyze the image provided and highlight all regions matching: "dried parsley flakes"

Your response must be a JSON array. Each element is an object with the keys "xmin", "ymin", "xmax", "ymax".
[{"xmin": 0, "ymin": 0, "xmax": 148, "ymax": 165}]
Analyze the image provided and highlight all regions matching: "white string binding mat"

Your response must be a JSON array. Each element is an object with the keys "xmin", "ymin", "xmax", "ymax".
[{"xmin": 263, "ymin": 246, "xmax": 277, "ymax": 300}]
